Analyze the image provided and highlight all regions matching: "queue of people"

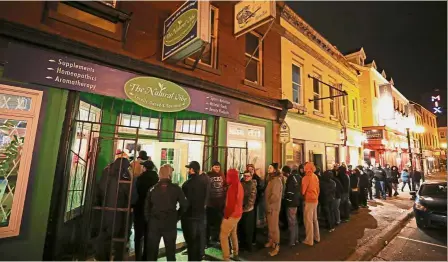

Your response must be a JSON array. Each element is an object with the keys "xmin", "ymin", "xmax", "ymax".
[{"xmin": 94, "ymin": 151, "xmax": 423, "ymax": 261}]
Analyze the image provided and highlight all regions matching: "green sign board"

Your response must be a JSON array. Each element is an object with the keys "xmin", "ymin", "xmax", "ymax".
[
  {"xmin": 164, "ymin": 9, "xmax": 198, "ymax": 47},
  {"xmin": 124, "ymin": 77, "xmax": 191, "ymax": 112}
]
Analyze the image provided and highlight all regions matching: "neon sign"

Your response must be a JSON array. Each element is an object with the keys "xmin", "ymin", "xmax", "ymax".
[{"xmin": 431, "ymin": 95, "xmax": 442, "ymax": 114}]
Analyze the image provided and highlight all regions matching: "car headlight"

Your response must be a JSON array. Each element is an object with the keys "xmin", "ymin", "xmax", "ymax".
[{"xmin": 415, "ymin": 202, "xmax": 427, "ymax": 211}]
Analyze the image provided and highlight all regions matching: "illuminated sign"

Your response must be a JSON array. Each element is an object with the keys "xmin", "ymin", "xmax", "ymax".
[
  {"xmin": 365, "ymin": 129, "xmax": 384, "ymax": 140},
  {"xmin": 431, "ymin": 95, "xmax": 442, "ymax": 114},
  {"xmin": 234, "ymin": 0, "xmax": 276, "ymax": 38}
]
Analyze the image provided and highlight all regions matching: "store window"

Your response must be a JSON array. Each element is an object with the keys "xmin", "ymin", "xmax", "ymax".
[
  {"xmin": 325, "ymin": 146, "xmax": 338, "ymax": 170},
  {"xmin": 245, "ymin": 32, "xmax": 263, "ymax": 85},
  {"xmin": 0, "ymin": 84, "xmax": 42, "ymax": 238},
  {"xmin": 313, "ymin": 75, "xmax": 322, "ymax": 112},
  {"xmin": 118, "ymin": 113, "xmax": 159, "ymax": 136},
  {"xmin": 292, "ymin": 64, "xmax": 302, "ymax": 104},
  {"xmin": 189, "ymin": 5, "xmax": 219, "ymax": 69},
  {"xmin": 227, "ymin": 122, "xmax": 265, "ymax": 175},
  {"xmin": 65, "ymin": 101, "xmax": 102, "ymax": 221}
]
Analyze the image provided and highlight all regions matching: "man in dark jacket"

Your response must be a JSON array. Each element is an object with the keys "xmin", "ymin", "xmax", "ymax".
[
  {"xmin": 94, "ymin": 157, "xmax": 131, "ymax": 261},
  {"xmin": 238, "ymin": 170, "xmax": 257, "ymax": 252},
  {"xmin": 349, "ymin": 168, "xmax": 360, "ymax": 211},
  {"xmin": 337, "ymin": 166, "xmax": 351, "ymax": 222},
  {"xmin": 384, "ymin": 164, "xmax": 393, "ymax": 197},
  {"xmin": 373, "ymin": 164, "xmax": 387, "ymax": 200},
  {"xmin": 206, "ymin": 161, "xmax": 226, "ymax": 246},
  {"xmin": 246, "ymin": 164, "xmax": 262, "ymax": 245},
  {"xmin": 283, "ymin": 166, "xmax": 301, "ymax": 246},
  {"xmin": 411, "ymin": 167, "xmax": 423, "ymax": 191},
  {"xmin": 181, "ymin": 161, "xmax": 209, "ymax": 261},
  {"xmin": 145, "ymin": 164, "xmax": 188, "ymax": 261},
  {"xmin": 320, "ymin": 170, "xmax": 336, "ymax": 232},
  {"xmin": 134, "ymin": 161, "xmax": 159, "ymax": 260},
  {"xmin": 292, "ymin": 165, "xmax": 304, "ymax": 226},
  {"xmin": 365, "ymin": 165, "xmax": 374, "ymax": 200},
  {"xmin": 330, "ymin": 170, "xmax": 343, "ymax": 225},
  {"xmin": 358, "ymin": 166, "xmax": 370, "ymax": 208}
]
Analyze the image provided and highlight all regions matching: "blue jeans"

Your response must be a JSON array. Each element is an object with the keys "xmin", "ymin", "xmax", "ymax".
[
  {"xmin": 340, "ymin": 193, "xmax": 350, "ymax": 220},
  {"xmin": 181, "ymin": 218, "xmax": 206, "ymax": 261},
  {"xmin": 332, "ymin": 198, "xmax": 341, "ymax": 224},
  {"xmin": 379, "ymin": 181, "xmax": 386, "ymax": 199}
]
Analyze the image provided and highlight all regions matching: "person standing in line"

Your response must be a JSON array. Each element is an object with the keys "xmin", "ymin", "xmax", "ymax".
[
  {"xmin": 296, "ymin": 164, "xmax": 305, "ymax": 226},
  {"xmin": 384, "ymin": 164, "xmax": 393, "ymax": 197},
  {"xmin": 349, "ymin": 167, "xmax": 360, "ymax": 211},
  {"xmin": 133, "ymin": 161, "xmax": 159, "ymax": 261},
  {"xmin": 401, "ymin": 168, "xmax": 412, "ymax": 192},
  {"xmin": 364, "ymin": 165, "xmax": 374, "ymax": 200},
  {"xmin": 264, "ymin": 163, "xmax": 283, "ymax": 256},
  {"xmin": 319, "ymin": 170, "xmax": 336, "ymax": 232},
  {"xmin": 181, "ymin": 161, "xmax": 209, "ymax": 261},
  {"xmin": 337, "ymin": 165, "xmax": 351, "ymax": 222},
  {"xmin": 391, "ymin": 166, "xmax": 400, "ymax": 196},
  {"xmin": 145, "ymin": 165, "xmax": 188, "ymax": 261},
  {"xmin": 283, "ymin": 166, "xmax": 301, "ymax": 247},
  {"xmin": 358, "ymin": 166, "xmax": 370, "ymax": 208},
  {"xmin": 238, "ymin": 170, "xmax": 257, "ymax": 252},
  {"xmin": 246, "ymin": 164, "xmax": 262, "ymax": 245},
  {"xmin": 373, "ymin": 163, "xmax": 387, "ymax": 200},
  {"xmin": 205, "ymin": 161, "xmax": 226, "ymax": 247},
  {"xmin": 330, "ymin": 170, "xmax": 343, "ymax": 226},
  {"xmin": 129, "ymin": 151, "xmax": 149, "ymax": 177},
  {"xmin": 220, "ymin": 169, "xmax": 244, "ymax": 261},
  {"xmin": 301, "ymin": 162, "xmax": 320, "ymax": 246}
]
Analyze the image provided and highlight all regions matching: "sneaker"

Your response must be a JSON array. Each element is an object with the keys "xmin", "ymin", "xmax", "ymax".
[
  {"xmin": 231, "ymin": 254, "xmax": 240, "ymax": 261},
  {"xmin": 329, "ymin": 228, "xmax": 335, "ymax": 232},
  {"xmin": 264, "ymin": 240, "xmax": 274, "ymax": 248},
  {"xmin": 269, "ymin": 244, "xmax": 280, "ymax": 256}
]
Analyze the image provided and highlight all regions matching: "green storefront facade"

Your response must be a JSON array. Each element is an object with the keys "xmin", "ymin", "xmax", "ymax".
[{"xmin": 0, "ymin": 35, "xmax": 285, "ymax": 260}]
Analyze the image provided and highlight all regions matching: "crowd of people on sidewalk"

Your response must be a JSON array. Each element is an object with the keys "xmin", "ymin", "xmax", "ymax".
[{"xmin": 93, "ymin": 150, "xmax": 425, "ymax": 261}]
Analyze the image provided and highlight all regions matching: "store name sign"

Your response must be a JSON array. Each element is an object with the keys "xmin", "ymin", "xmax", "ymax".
[
  {"xmin": 162, "ymin": 0, "xmax": 210, "ymax": 62},
  {"xmin": 365, "ymin": 129, "xmax": 383, "ymax": 140},
  {"xmin": 279, "ymin": 121, "xmax": 290, "ymax": 144},
  {"xmin": 124, "ymin": 77, "xmax": 191, "ymax": 112},
  {"xmin": 234, "ymin": 0, "xmax": 276, "ymax": 38},
  {"xmin": 431, "ymin": 95, "xmax": 442, "ymax": 114}
]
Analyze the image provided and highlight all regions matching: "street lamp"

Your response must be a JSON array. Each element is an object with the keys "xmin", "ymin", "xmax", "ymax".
[{"xmin": 414, "ymin": 126, "xmax": 425, "ymax": 176}]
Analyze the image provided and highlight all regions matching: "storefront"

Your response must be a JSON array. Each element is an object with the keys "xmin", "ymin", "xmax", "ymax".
[
  {"xmin": 0, "ymin": 39, "xmax": 283, "ymax": 260},
  {"xmin": 283, "ymin": 113, "xmax": 342, "ymax": 170}
]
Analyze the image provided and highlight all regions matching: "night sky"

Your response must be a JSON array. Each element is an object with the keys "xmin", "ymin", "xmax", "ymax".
[{"xmin": 287, "ymin": 1, "xmax": 447, "ymax": 126}]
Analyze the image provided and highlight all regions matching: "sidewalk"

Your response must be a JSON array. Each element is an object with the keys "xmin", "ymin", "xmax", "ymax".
[{"xmin": 205, "ymin": 192, "xmax": 414, "ymax": 261}]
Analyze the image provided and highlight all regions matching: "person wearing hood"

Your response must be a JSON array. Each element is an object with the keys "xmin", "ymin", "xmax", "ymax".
[
  {"xmin": 391, "ymin": 166, "xmax": 400, "ymax": 196},
  {"xmin": 358, "ymin": 166, "xmax": 370, "ymax": 208},
  {"xmin": 206, "ymin": 161, "xmax": 226, "ymax": 246},
  {"xmin": 264, "ymin": 163, "xmax": 283, "ymax": 256},
  {"xmin": 283, "ymin": 166, "xmax": 301, "ymax": 247},
  {"xmin": 319, "ymin": 170, "xmax": 336, "ymax": 232},
  {"xmin": 330, "ymin": 170, "xmax": 343, "ymax": 225},
  {"xmin": 220, "ymin": 169, "xmax": 244, "ymax": 261},
  {"xmin": 133, "ymin": 160, "xmax": 159, "ymax": 260},
  {"xmin": 238, "ymin": 170, "xmax": 257, "ymax": 252},
  {"xmin": 301, "ymin": 162, "xmax": 320, "ymax": 246},
  {"xmin": 145, "ymin": 164, "xmax": 188, "ymax": 261},
  {"xmin": 337, "ymin": 166, "xmax": 351, "ymax": 222},
  {"xmin": 94, "ymin": 157, "xmax": 131, "ymax": 261}
]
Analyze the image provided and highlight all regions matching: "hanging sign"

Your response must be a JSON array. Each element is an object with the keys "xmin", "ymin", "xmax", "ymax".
[
  {"xmin": 124, "ymin": 77, "xmax": 191, "ymax": 112},
  {"xmin": 234, "ymin": 0, "xmax": 276, "ymax": 38},
  {"xmin": 162, "ymin": 0, "xmax": 210, "ymax": 62},
  {"xmin": 431, "ymin": 95, "xmax": 442, "ymax": 114},
  {"xmin": 279, "ymin": 121, "xmax": 290, "ymax": 144}
]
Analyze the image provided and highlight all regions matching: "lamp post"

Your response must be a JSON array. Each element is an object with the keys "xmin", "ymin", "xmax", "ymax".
[
  {"xmin": 406, "ymin": 127, "xmax": 413, "ymax": 169},
  {"xmin": 414, "ymin": 126, "xmax": 425, "ymax": 176}
]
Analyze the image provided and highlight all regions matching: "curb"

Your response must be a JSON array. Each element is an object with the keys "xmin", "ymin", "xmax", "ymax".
[{"xmin": 345, "ymin": 207, "xmax": 414, "ymax": 261}]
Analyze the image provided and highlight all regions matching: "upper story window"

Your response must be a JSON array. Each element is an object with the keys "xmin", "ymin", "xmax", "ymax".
[
  {"xmin": 329, "ymin": 83, "xmax": 337, "ymax": 117},
  {"xmin": 312, "ymin": 75, "xmax": 322, "ymax": 112},
  {"xmin": 189, "ymin": 5, "xmax": 219, "ymax": 69},
  {"xmin": 292, "ymin": 64, "xmax": 302, "ymax": 104},
  {"xmin": 440, "ymin": 131, "xmax": 446, "ymax": 139},
  {"xmin": 353, "ymin": 98, "xmax": 358, "ymax": 126},
  {"xmin": 341, "ymin": 94, "xmax": 348, "ymax": 123},
  {"xmin": 245, "ymin": 32, "xmax": 263, "ymax": 85},
  {"xmin": 373, "ymin": 81, "xmax": 378, "ymax": 98}
]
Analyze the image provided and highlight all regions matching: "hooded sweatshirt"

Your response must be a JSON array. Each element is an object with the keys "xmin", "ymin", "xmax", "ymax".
[
  {"xmin": 301, "ymin": 162, "xmax": 320, "ymax": 203},
  {"xmin": 224, "ymin": 169, "xmax": 244, "ymax": 219}
]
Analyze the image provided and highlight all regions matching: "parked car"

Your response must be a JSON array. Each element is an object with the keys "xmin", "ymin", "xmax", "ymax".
[{"xmin": 411, "ymin": 181, "xmax": 447, "ymax": 228}]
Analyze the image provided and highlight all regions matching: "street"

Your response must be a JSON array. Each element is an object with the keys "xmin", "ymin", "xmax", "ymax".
[{"xmin": 372, "ymin": 218, "xmax": 447, "ymax": 261}]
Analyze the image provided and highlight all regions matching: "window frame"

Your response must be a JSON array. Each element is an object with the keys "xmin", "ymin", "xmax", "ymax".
[
  {"xmin": 291, "ymin": 62, "xmax": 303, "ymax": 105},
  {"xmin": 352, "ymin": 98, "xmax": 358, "ymax": 126},
  {"xmin": 0, "ymin": 84, "xmax": 43, "ymax": 238},
  {"xmin": 312, "ymin": 74, "xmax": 322, "ymax": 112},
  {"xmin": 329, "ymin": 82, "xmax": 337, "ymax": 117},
  {"xmin": 244, "ymin": 31, "xmax": 263, "ymax": 86},
  {"xmin": 186, "ymin": 5, "xmax": 219, "ymax": 70}
]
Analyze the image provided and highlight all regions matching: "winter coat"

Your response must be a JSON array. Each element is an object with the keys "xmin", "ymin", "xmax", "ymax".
[
  {"xmin": 384, "ymin": 167, "xmax": 393, "ymax": 181},
  {"xmin": 373, "ymin": 167, "xmax": 386, "ymax": 182},
  {"xmin": 391, "ymin": 167, "xmax": 400, "ymax": 184},
  {"xmin": 206, "ymin": 170, "xmax": 226, "ymax": 209},
  {"xmin": 319, "ymin": 171, "xmax": 336, "ymax": 204},
  {"xmin": 134, "ymin": 169, "xmax": 159, "ymax": 216},
  {"xmin": 350, "ymin": 171, "xmax": 360, "ymax": 190},
  {"xmin": 144, "ymin": 178, "xmax": 188, "ymax": 225},
  {"xmin": 241, "ymin": 178, "xmax": 257, "ymax": 212},
  {"xmin": 401, "ymin": 171, "xmax": 410, "ymax": 183},
  {"xmin": 224, "ymin": 169, "xmax": 244, "ymax": 219},
  {"xmin": 337, "ymin": 166, "xmax": 350, "ymax": 194},
  {"xmin": 265, "ymin": 174, "xmax": 283, "ymax": 212},
  {"xmin": 331, "ymin": 176, "xmax": 343, "ymax": 199},
  {"xmin": 359, "ymin": 171, "xmax": 370, "ymax": 188},
  {"xmin": 182, "ymin": 173, "xmax": 209, "ymax": 220},
  {"xmin": 412, "ymin": 170, "xmax": 422, "ymax": 182},
  {"xmin": 302, "ymin": 163, "xmax": 320, "ymax": 203},
  {"xmin": 252, "ymin": 173, "xmax": 264, "ymax": 203},
  {"xmin": 285, "ymin": 174, "xmax": 301, "ymax": 208}
]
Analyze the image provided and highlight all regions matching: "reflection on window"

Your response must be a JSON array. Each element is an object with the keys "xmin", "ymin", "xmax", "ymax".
[
  {"xmin": 176, "ymin": 120, "xmax": 206, "ymax": 135},
  {"xmin": 118, "ymin": 114, "xmax": 160, "ymax": 136},
  {"xmin": 0, "ymin": 93, "xmax": 31, "ymax": 111}
]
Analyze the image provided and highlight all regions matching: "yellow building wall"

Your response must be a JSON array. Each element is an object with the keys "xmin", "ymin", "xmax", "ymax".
[{"xmin": 280, "ymin": 18, "xmax": 362, "ymax": 131}]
